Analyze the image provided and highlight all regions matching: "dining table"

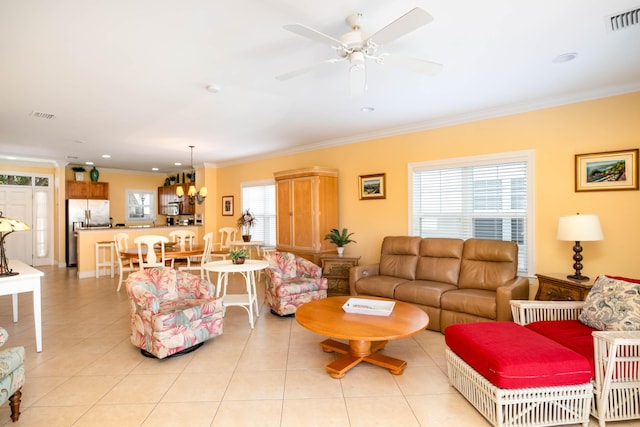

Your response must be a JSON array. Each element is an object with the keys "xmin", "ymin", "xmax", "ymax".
[
  {"xmin": 122, "ymin": 243, "xmax": 205, "ymax": 261},
  {"xmin": 229, "ymin": 240, "xmax": 264, "ymax": 259}
]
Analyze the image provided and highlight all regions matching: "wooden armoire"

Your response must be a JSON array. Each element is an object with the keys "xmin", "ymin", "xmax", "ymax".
[{"xmin": 274, "ymin": 167, "xmax": 338, "ymax": 264}]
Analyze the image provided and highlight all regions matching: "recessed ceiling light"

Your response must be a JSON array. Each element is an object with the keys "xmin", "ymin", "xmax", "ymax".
[
  {"xmin": 553, "ymin": 52, "xmax": 578, "ymax": 64},
  {"xmin": 152, "ymin": 167, "xmax": 159, "ymax": 171},
  {"xmin": 101, "ymin": 154, "xmax": 111, "ymax": 158},
  {"xmin": 85, "ymin": 161, "xmax": 94, "ymax": 165},
  {"xmin": 174, "ymin": 162, "xmax": 182, "ymax": 166},
  {"xmin": 361, "ymin": 107, "xmax": 375, "ymax": 113},
  {"xmin": 206, "ymin": 84, "xmax": 221, "ymax": 93}
]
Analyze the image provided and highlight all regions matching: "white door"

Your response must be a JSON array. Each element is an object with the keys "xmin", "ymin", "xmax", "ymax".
[{"xmin": 0, "ymin": 187, "xmax": 33, "ymax": 265}]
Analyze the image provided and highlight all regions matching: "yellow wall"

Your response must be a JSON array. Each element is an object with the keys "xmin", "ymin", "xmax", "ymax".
[
  {"xmin": 3, "ymin": 92, "xmax": 639, "ymax": 278},
  {"xmin": 212, "ymin": 92, "xmax": 640, "ymax": 278}
]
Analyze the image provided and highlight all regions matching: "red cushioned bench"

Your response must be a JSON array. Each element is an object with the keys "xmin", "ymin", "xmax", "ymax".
[{"xmin": 445, "ymin": 322, "xmax": 593, "ymax": 427}]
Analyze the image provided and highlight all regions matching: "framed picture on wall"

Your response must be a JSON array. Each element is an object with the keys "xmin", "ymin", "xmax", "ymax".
[
  {"xmin": 222, "ymin": 196, "xmax": 234, "ymax": 216},
  {"xmin": 575, "ymin": 149, "xmax": 639, "ymax": 192},
  {"xmin": 359, "ymin": 173, "xmax": 386, "ymax": 200}
]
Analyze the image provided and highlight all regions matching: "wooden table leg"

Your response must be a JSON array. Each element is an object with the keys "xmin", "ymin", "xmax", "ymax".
[{"xmin": 319, "ymin": 338, "xmax": 407, "ymax": 378}]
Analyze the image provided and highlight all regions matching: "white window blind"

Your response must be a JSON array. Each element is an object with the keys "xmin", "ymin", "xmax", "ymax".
[
  {"xmin": 410, "ymin": 151, "xmax": 535, "ymax": 275},
  {"xmin": 241, "ymin": 182, "xmax": 276, "ymax": 246}
]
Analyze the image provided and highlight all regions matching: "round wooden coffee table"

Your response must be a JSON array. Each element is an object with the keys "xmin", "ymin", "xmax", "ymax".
[{"xmin": 295, "ymin": 296, "xmax": 429, "ymax": 378}]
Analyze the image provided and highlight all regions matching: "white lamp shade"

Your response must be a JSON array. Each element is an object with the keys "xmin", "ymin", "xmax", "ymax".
[
  {"xmin": 176, "ymin": 186, "xmax": 184, "ymax": 197},
  {"xmin": 187, "ymin": 185, "xmax": 197, "ymax": 197},
  {"xmin": 199, "ymin": 186, "xmax": 208, "ymax": 198},
  {"xmin": 557, "ymin": 214, "xmax": 603, "ymax": 241}
]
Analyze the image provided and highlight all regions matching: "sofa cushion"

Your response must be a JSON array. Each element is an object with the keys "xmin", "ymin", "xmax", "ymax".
[
  {"xmin": 440, "ymin": 288, "xmax": 497, "ymax": 319},
  {"xmin": 457, "ymin": 239, "xmax": 518, "ymax": 291},
  {"xmin": 415, "ymin": 238, "xmax": 464, "ymax": 284},
  {"xmin": 394, "ymin": 280, "xmax": 457, "ymax": 308},
  {"xmin": 445, "ymin": 322, "xmax": 592, "ymax": 389},
  {"xmin": 354, "ymin": 276, "xmax": 409, "ymax": 299},
  {"xmin": 579, "ymin": 275, "xmax": 640, "ymax": 331},
  {"xmin": 525, "ymin": 320, "xmax": 595, "ymax": 376},
  {"xmin": 378, "ymin": 236, "xmax": 421, "ymax": 280}
]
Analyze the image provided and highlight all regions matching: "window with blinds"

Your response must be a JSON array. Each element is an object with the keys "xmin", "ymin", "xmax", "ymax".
[
  {"xmin": 241, "ymin": 181, "xmax": 276, "ymax": 246},
  {"xmin": 409, "ymin": 150, "xmax": 535, "ymax": 275}
]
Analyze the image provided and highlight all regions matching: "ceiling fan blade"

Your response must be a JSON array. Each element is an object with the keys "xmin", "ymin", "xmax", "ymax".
[
  {"xmin": 275, "ymin": 58, "xmax": 342, "ymax": 81},
  {"xmin": 368, "ymin": 7, "xmax": 433, "ymax": 46},
  {"xmin": 283, "ymin": 24, "xmax": 345, "ymax": 48},
  {"xmin": 380, "ymin": 54, "xmax": 443, "ymax": 76},
  {"xmin": 349, "ymin": 63, "xmax": 366, "ymax": 97}
]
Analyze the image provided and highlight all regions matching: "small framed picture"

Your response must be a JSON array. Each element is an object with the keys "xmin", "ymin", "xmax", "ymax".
[
  {"xmin": 575, "ymin": 149, "xmax": 639, "ymax": 192},
  {"xmin": 359, "ymin": 173, "xmax": 386, "ymax": 200},
  {"xmin": 222, "ymin": 196, "xmax": 234, "ymax": 216}
]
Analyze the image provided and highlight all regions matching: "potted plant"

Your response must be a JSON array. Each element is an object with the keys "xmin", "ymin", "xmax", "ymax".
[
  {"xmin": 71, "ymin": 166, "xmax": 86, "ymax": 181},
  {"xmin": 229, "ymin": 248, "xmax": 248, "ymax": 264},
  {"xmin": 237, "ymin": 209, "xmax": 256, "ymax": 242},
  {"xmin": 324, "ymin": 228, "xmax": 356, "ymax": 257}
]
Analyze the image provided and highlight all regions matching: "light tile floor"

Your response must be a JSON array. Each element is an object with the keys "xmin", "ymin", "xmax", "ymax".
[{"xmin": 0, "ymin": 266, "xmax": 635, "ymax": 426}]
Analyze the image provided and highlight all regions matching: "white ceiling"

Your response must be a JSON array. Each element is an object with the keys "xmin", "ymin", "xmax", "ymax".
[{"xmin": 1, "ymin": 0, "xmax": 639, "ymax": 173}]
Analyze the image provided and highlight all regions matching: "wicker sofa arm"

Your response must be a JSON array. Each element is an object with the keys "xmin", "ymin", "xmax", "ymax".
[{"xmin": 510, "ymin": 300, "xmax": 585, "ymax": 325}]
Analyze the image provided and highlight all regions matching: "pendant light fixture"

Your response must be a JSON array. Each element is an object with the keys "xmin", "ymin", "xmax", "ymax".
[{"xmin": 176, "ymin": 145, "xmax": 208, "ymax": 204}]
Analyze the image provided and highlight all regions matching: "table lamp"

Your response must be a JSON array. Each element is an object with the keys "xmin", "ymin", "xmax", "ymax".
[
  {"xmin": 557, "ymin": 213, "xmax": 603, "ymax": 282},
  {"xmin": 0, "ymin": 212, "xmax": 31, "ymax": 276}
]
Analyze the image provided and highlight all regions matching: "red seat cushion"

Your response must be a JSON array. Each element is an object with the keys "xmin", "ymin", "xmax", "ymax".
[
  {"xmin": 445, "ymin": 322, "xmax": 592, "ymax": 389},
  {"xmin": 524, "ymin": 320, "xmax": 595, "ymax": 376}
]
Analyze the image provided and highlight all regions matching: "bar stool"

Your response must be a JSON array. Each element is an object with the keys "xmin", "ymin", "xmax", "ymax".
[{"xmin": 95, "ymin": 241, "xmax": 115, "ymax": 278}]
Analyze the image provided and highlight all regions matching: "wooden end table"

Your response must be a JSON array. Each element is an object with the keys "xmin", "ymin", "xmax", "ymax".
[
  {"xmin": 535, "ymin": 273, "xmax": 593, "ymax": 301},
  {"xmin": 295, "ymin": 296, "xmax": 429, "ymax": 378},
  {"xmin": 320, "ymin": 255, "xmax": 360, "ymax": 296}
]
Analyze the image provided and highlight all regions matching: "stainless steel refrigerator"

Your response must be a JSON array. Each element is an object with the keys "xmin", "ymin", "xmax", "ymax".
[{"xmin": 65, "ymin": 199, "xmax": 110, "ymax": 266}]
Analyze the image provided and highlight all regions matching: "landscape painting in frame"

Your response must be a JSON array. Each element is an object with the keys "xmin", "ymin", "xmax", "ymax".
[
  {"xmin": 575, "ymin": 149, "xmax": 638, "ymax": 192},
  {"xmin": 359, "ymin": 173, "xmax": 386, "ymax": 200}
]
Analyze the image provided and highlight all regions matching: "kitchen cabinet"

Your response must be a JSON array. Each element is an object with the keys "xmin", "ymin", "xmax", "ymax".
[
  {"xmin": 66, "ymin": 181, "xmax": 109, "ymax": 199},
  {"xmin": 274, "ymin": 167, "xmax": 338, "ymax": 265},
  {"xmin": 157, "ymin": 184, "xmax": 194, "ymax": 215}
]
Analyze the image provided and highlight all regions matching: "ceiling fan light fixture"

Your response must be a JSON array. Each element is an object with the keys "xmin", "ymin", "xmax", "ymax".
[{"xmin": 349, "ymin": 51, "xmax": 365, "ymax": 66}]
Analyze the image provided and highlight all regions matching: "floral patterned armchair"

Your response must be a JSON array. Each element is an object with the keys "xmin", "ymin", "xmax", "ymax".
[
  {"xmin": 125, "ymin": 267, "xmax": 224, "ymax": 359},
  {"xmin": 264, "ymin": 252, "xmax": 328, "ymax": 316},
  {"xmin": 0, "ymin": 328, "xmax": 25, "ymax": 422}
]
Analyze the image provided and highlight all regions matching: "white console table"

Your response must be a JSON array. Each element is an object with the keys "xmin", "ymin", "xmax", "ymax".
[{"xmin": 0, "ymin": 260, "xmax": 44, "ymax": 352}]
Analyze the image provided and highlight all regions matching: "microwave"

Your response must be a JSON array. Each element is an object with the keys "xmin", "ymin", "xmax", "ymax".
[{"xmin": 166, "ymin": 203, "xmax": 179, "ymax": 215}]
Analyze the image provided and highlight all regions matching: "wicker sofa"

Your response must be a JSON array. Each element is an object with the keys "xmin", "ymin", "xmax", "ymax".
[
  {"xmin": 510, "ymin": 275, "xmax": 640, "ymax": 427},
  {"xmin": 349, "ymin": 236, "xmax": 529, "ymax": 332}
]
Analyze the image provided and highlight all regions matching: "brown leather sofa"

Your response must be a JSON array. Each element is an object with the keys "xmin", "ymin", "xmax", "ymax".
[{"xmin": 349, "ymin": 236, "xmax": 529, "ymax": 332}]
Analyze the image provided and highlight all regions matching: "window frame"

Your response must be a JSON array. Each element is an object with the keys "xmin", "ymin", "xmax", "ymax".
[
  {"xmin": 126, "ymin": 189, "xmax": 155, "ymax": 222},
  {"xmin": 408, "ymin": 150, "xmax": 536, "ymax": 276},
  {"xmin": 240, "ymin": 180, "xmax": 276, "ymax": 247}
]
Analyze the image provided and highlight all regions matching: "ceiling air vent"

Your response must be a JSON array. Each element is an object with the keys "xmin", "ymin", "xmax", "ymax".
[
  {"xmin": 607, "ymin": 7, "xmax": 640, "ymax": 32},
  {"xmin": 29, "ymin": 110, "xmax": 56, "ymax": 120}
]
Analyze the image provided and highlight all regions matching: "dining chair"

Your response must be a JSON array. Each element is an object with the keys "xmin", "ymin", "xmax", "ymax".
[
  {"xmin": 257, "ymin": 246, "xmax": 276, "ymax": 280},
  {"xmin": 211, "ymin": 227, "xmax": 238, "ymax": 260},
  {"xmin": 114, "ymin": 234, "xmax": 137, "ymax": 292},
  {"xmin": 169, "ymin": 229, "xmax": 196, "ymax": 268},
  {"xmin": 133, "ymin": 235, "xmax": 169, "ymax": 270},
  {"xmin": 178, "ymin": 231, "xmax": 214, "ymax": 281}
]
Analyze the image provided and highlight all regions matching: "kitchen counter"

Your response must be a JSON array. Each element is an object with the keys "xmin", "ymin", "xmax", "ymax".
[{"xmin": 75, "ymin": 225, "xmax": 201, "ymax": 278}]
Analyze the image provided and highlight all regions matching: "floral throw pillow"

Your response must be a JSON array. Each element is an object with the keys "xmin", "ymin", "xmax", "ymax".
[{"xmin": 579, "ymin": 275, "xmax": 640, "ymax": 331}]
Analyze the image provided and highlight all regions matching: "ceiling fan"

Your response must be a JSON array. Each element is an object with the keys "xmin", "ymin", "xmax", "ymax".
[{"xmin": 276, "ymin": 7, "xmax": 443, "ymax": 97}]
